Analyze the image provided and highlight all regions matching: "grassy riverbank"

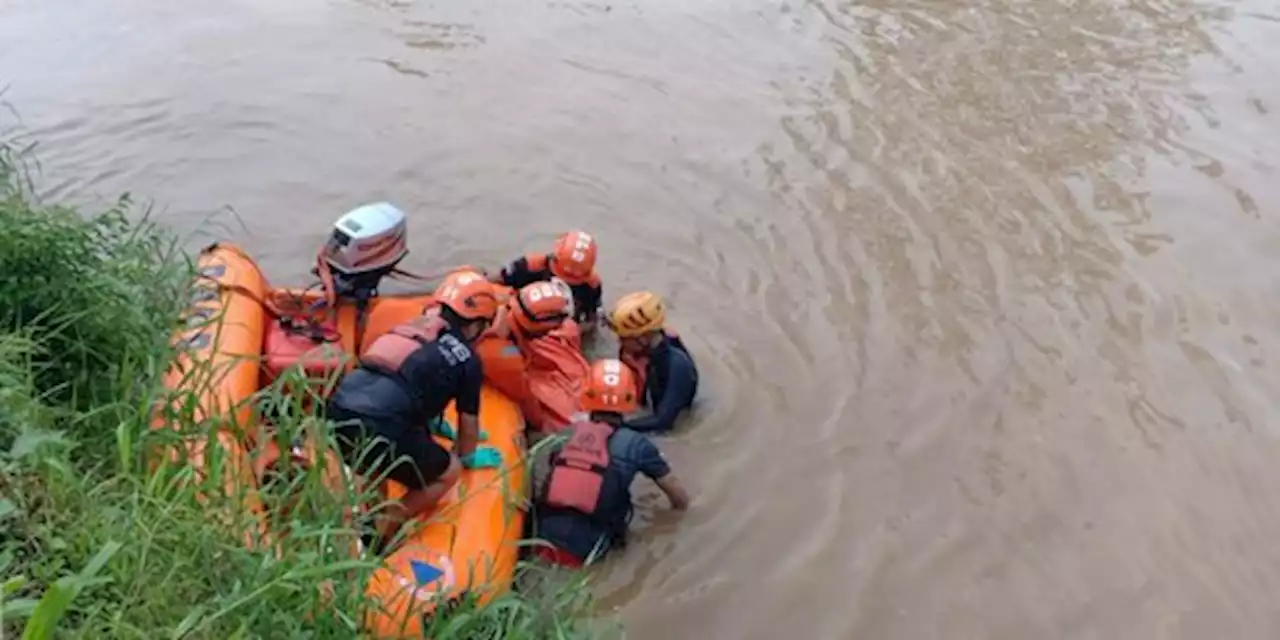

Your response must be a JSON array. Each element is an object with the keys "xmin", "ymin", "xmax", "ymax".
[{"xmin": 0, "ymin": 134, "xmax": 606, "ymax": 638}]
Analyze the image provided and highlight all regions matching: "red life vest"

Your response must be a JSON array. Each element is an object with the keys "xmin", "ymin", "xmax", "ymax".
[
  {"xmin": 358, "ymin": 314, "xmax": 447, "ymax": 375},
  {"xmin": 541, "ymin": 420, "xmax": 614, "ymax": 516}
]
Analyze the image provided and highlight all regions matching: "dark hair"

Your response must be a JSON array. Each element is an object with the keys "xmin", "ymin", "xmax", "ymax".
[
  {"xmin": 439, "ymin": 306, "xmax": 485, "ymax": 335},
  {"xmin": 437, "ymin": 306, "xmax": 466, "ymax": 327},
  {"xmin": 589, "ymin": 411, "xmax": 624, "ymax": 426}
]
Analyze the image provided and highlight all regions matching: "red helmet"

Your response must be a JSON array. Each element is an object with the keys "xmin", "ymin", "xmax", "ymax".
[
  {"xmin": 580, "ymin": 359, "xmax": 639, "ymax": 414},
  {"xmin": 508, "ymin": 281, "xmax": 571, "ymax": 335},
  {"xmin": 550, "ymin": 231, "xmax": 598, "ymax": 284}
]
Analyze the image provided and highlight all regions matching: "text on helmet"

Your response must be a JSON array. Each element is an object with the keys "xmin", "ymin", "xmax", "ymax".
[
  {"xmin": 569, "ymin": 232, "xmax": 594, "ymax": 263},
  {"xmin": 526, "ymin": 282, "xmax": 567, "ymax": 304},
  {"xmin": 600, "ymin": 359, "xmax": 623, "ymax": 386}
]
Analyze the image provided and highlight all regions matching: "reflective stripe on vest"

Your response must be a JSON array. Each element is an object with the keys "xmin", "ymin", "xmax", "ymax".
[
  {"xmin": 359, "ymin": 315, "xmax": 446, "ymax": 375},
  {"xmin": 542, "ymin": 421, "xmax": 613, "ymax": 517}
]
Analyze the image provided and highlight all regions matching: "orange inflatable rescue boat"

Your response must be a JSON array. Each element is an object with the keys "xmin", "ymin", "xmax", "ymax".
[{"xmin": 151, "ymin": 203, "xmax": 530, "ymax": 637}]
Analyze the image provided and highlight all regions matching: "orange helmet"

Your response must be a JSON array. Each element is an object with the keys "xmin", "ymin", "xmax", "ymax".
[
  {"xmin": 550, "ymin": 231, "xmax": 598, "ymax": 284},
  {"xmin": 580, "ymin": 359, "xmax": 639, "ymax": 414},
  {"xmin": 508, "ymin": 281, "xmax": 571, "ymax": 335},
  {"xmin": 435, "ymin": 271, "xmax": 499, "ymax": 321},
  {"xmin": 435, "ymin": 268, "xmax": 486, "ymax": 295}
]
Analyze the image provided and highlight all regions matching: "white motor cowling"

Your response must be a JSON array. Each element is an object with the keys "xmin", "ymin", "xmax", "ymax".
[{"xmin": 320, "ymin": 202, "xmax": 410, "ymax": 300}]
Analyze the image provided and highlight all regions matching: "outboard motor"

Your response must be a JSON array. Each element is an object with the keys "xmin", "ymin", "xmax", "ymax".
[
  {"xmin": 261, "ymin": 202, "xmax": 414, "ymax": 402},
  {"xmin": 317, "ymin": 202, "xmax": 410, "ymax": 304}
]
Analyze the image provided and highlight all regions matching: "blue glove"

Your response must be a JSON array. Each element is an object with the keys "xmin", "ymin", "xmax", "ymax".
[
  {"xmin": 459, "ymin": 446, "xmax": 503, "ymax": 470},
  {"xmin": 430, "ymin": 418, "xmax": 488, "ymax": 442}
]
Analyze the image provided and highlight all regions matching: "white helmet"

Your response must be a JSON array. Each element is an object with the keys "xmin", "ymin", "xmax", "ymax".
[
  {"xmin": 323, "ymin": 202, "xmax": 409, "ymax": 276},
  {"xmin": 549, "ymin": 276, "xmax": 575, "ymax": 319}
]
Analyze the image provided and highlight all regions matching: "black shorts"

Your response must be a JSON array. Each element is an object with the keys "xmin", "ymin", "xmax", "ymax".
[{"xmin": 325, "ymin": 402, "xmax": 451, "ymax": 490}]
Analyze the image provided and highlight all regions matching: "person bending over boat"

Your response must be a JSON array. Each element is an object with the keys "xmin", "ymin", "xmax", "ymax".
[
  {"xmin": 607, "ymin": 291, "xmax": 699, "ymax": 433},
  {"xmin": 530, "ymin": 359, "xmax": 691, "ymax": 568},
  {"xmin": 325, "ymin": 271, "xmax": 499, "ymax": 549},
  {"xmin": 489, "ymin": 230, "xmax": 604, "ymax": 331},
  {"xmin": 475, "ymin": 280, "xmax": 574, "ymax": 430}
]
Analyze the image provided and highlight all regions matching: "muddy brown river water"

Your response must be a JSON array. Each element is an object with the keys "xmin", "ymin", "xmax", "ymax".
[{"xmin": 4, "ymin": 0, "xmax": 1280, "ymax": 637}]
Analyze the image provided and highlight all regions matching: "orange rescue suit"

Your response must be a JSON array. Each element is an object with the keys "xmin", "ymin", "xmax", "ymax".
[{"xmin": 472, "ymin": 332, "xmax": 546, "ymax": 429}]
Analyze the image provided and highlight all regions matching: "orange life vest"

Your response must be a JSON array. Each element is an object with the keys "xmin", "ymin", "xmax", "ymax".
[
  {"xmin": 358, "ymin": 314, "xmax": 447, "ymax": 375},
  {"xmin": 473, "ymin": 332, "xmax": 548, "ymax": 427},
  {"xmin": 525, "ymin": 252, "xmax": 603, "ymax": 288},
  {"xmin": 524, "ymin": 252, "xmax": 552, "ymax": 273},
  {"xmin": 541, "ymin": 420, "xmax": 613, "ymax": 516}
]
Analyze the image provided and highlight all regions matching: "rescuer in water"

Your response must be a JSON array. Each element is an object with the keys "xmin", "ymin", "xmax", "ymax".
[
  {"xmin": 608, "ymin": 291, "xmax": 699, "ymax": 433},
  {"xmin": 529, "ymin": 358, "xmax": 691, "ymax": 567}
]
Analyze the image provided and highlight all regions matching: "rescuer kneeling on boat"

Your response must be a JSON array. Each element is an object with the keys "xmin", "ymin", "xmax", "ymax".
[
  {"xmin": 608, "ymin": 291, "xmax": 699, "ymax": 433},
  {"xmin": 489, "ymin": 230, "xmax": 604, "ymax": 331},
  {"xmin": 477, "ymin": 280, "xmax": 574, "ymax": 429},
  {"xmin": 326, "ymin": 272, "xmax": 499, "ymax": 549},
  {"xmin": 530, "ymin": 359, "xmax": 691, "ymax": 567}
]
